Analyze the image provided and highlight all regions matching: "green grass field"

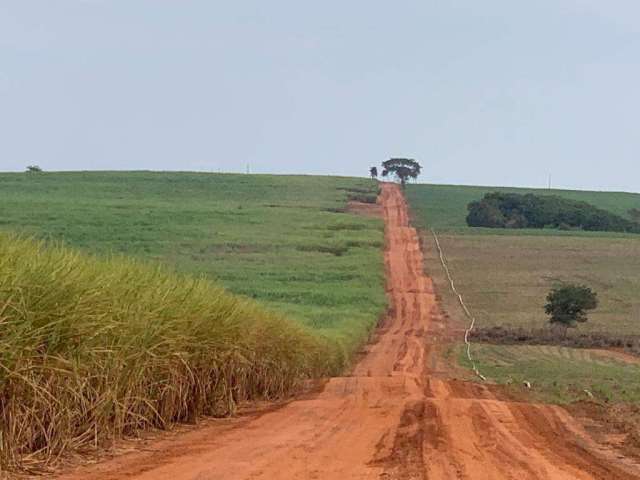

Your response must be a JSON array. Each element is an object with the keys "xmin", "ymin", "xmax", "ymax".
[
  {"xmin": 459, "ymin": 344, "xmax": 640, "ymax": 404},
  {"xmin": 0, "ymin": 172, "xmax": 386, "ymax": 352}
]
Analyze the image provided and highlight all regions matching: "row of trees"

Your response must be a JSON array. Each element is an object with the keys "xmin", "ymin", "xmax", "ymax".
[
  {"xmin": 467, "ymin": 192, "xmax": 640, "ymax": 233},
  {"xmin": 369, "ymin": 158, "xmax": 421, "ymax": 187}
]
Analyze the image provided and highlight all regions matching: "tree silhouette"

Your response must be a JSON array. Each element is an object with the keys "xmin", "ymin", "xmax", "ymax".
[
  {"xmin": 381, "ymin": 158, "xmax": 421, "ymax": 187},
  {"xmin": 369, "ymin": 166, "xmax": 378, "ymax": 179}
]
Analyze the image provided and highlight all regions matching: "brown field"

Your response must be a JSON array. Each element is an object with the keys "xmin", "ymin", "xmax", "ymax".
[{"xmin": 420, "ymin": 233, "xmax": 640, "ymax": 334}]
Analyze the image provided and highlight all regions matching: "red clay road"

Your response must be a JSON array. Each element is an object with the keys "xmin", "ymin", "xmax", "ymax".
[{"xmin": 58, "ymin": 183, "xmax": 640, "ymax": 480}]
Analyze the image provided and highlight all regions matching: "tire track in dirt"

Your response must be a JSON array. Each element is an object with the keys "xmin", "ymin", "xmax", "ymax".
[{"xmin": 56, "ymin": 183, "xmax": 640, "ymax": 480}]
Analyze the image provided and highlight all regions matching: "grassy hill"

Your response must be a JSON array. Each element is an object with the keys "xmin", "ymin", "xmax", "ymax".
[
  {"xmin": 0, "ymin": 172, "xmax": 385, "ymax": 350},
  {"xmin": 0, "ymin": 171, "xmax": 386, "ymax": 473}
]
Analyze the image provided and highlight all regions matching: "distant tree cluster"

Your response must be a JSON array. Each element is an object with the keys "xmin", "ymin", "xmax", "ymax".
[
  {"xmin": 629, "ymin": 208, "xmax": 640, "ymax": 223},
  {"xmin": 466, "ymin": 192, "xmax": 640, "ymax": 233}
]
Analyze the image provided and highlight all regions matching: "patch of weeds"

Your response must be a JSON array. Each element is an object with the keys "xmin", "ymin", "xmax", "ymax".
[
  {"xmin": 348, "ymin": 193, "xmax": 377, "ymax": 204},
  {"xmin": 327, "ymin": 223, "xmax": 368, "ymax": 231},
  {"xmin": 345, "ymin": 240, "xmax": 383, "ymax": 248},
  {"xmin": 470, "ymin": 326, "xmax": 640, "ymax": 357},
  {"xmin": 296, "ymin": 244, "xmax": 349, "ymax": 256},
  {"xmin": 324, "ymin": 207, "xmax": 347, "ymax": 214}
]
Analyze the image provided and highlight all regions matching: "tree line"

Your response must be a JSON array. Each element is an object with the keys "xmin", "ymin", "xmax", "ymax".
[{"xmin": 467, "ymin": 192, "xmax": 640, "ymax": 233}]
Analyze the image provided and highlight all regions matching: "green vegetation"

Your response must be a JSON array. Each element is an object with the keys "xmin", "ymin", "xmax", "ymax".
[
  {"xmin": 545, "ymin": 284, "xmax": 598, "ymax": 328},
  {"xmin": 408, "ymin": 183, "xmax": 640, "ymax": 334},
  {"xmin": 0, "ymin": 234, "xmax": 336, "ymax": 473},
  {"xmin": 0, "ymin": 172, "xmax": 385, "ymax": 354},
  {"xmin": 469, "ymin": 326, "xmax": 640, "ymax": 357},
  {"xmin": 406, "ymin": 183, "xmax": 640, "ymax": 234},
  {"xmin": 458, "ymin": 344, "xmax": 640, "ymax": 404},
  {"xmin": 407, "ymin": 183, "xmax": 640, "ymax": 404},
  {"xmin": 0, "ymin": 171, "xmax": 386, "ymax": 473},
  {"xmin": 467, "ymin": 192, "xmax": 640, "ymax": 233}
]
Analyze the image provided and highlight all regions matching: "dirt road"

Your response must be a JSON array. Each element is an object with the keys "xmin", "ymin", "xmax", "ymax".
[{"xmin": 58, "ymin": 184, "xmax": 639, "ymax": 480}]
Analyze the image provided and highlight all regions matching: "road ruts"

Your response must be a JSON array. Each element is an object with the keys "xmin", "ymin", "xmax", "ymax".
[{"xmin": 57, "ymin": 183, "xmax": 640, "ymax": 480}]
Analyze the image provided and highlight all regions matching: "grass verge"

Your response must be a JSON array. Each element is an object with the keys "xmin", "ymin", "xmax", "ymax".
[
  {"xmin": 0, "ymin": 234, "xmax": 341, "ymax": 474},
  {"xmin": 458, "ymin": 343, "xmax": 640, "ymax": 405}
]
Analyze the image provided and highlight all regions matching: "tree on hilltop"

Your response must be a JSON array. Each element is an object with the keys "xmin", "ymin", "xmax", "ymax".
[
  {"xmin": 381, "ymin": 158, "xmax": 421, "ymax": 187},
  {"xmin": 369, "ymin": 166, "xmax": 378, "ymax": 179}
]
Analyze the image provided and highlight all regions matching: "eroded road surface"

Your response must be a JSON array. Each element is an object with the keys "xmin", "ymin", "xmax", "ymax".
[{"xmin": 59, "ymin": 184, "xmax": 639, "ymax": 480}]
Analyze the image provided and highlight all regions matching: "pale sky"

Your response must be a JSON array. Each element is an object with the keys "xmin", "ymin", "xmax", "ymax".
[{"xmin": 1, "ymin": 1, "xmax": 639, "ymax": 191}]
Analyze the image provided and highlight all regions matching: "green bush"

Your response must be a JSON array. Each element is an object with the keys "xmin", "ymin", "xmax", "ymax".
[{"xmin": 544, "ymin": 284, "xmax": 598, "ymax": 328}]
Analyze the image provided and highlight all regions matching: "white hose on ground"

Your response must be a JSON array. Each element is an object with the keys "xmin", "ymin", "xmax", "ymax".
[{"xmin": 431, "ymin": 229, "xmax": 487, "ymax": 382}]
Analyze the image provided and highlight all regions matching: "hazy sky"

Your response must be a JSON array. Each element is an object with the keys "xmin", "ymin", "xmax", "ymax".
[{"xmin": 1, "ymin": 1, "xmax": 639, "ymax": 191}]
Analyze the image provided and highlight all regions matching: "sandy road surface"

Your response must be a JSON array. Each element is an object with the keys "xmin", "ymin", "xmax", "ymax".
[{"xmin": 58, "ymin": 184, "xmax": 639, "ymax": 480}]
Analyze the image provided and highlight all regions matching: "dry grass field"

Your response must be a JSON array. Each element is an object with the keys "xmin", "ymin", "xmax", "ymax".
[{"xmin": 421, "ymin": 233, "xmax": 640, "ymax": 334}]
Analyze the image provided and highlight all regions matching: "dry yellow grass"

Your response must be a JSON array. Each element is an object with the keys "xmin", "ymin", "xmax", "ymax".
[{"xmin": 0, "ymin": 234, "xmax": 336, "ymax": 475}]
